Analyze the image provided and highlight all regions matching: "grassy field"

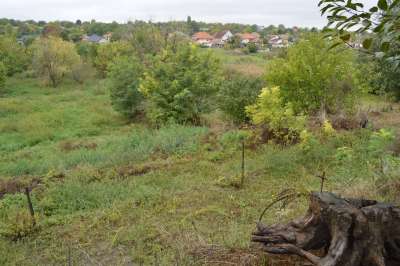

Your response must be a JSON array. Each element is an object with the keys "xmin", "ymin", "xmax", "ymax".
[
  {"xmin": 0, "ymin": 66, "xmax": 399, "ymax": 265},
  {"xmin": 208, "ymin": 48, "xmax": 270, "ymax": 77}
]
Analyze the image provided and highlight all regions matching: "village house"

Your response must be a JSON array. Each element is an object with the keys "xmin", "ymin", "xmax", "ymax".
[
  {"xmin": 192, "ymin": 31, "xmax": 214, "ymax": 47},
  {"xmin": 268, "ymin": 35, "xmax": 289, "ymax": 48},
  {"xmin": 212, "ymin": 30, "xmax": 233, "ymax": 47},
  {"xmin": 82, "ymin": 33, "xmax": 110, "ymax": 44},
  {"xmin": 237, "ymin": 32, "xmax": 261, "ymax": 46}
]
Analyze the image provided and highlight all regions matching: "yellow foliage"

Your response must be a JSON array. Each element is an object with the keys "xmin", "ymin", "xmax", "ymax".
[
  {"xmin": 246, "ymin": 87, "xmax": 306, "ymax": 143},
  {"xmin": 322, "ymin": 120, "xmax": 335, "ymax": 136},
  {"xmin": 32, "ymin": 37, "xmax": 80, "ymax": 87}
]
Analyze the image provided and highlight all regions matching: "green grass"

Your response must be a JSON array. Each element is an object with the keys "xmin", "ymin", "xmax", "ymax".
[
  {"xmin": 0, "ymin": 77, "xmax": 399, "ymax": 265},
  {"xmin": 206, "ymin": 48, "xmax": 268, "ymax": 76}
]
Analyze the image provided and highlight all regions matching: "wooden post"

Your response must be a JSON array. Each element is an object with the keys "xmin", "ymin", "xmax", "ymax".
[
  {"xmin": 24, "ymin": 187, "xmax": 36, "ymax": 226},
  {"xmin": 318, "ymin": 172, "xmax": 327, "ymax": 193},
  {"xmin": 241, "ymin": 140, "xmax": 245, "ymax": 188}
]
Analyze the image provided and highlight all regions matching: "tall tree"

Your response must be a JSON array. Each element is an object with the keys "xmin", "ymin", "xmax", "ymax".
[{"xmin": 32, "ymin": 37, "xmax": 80, "ymax": 87}]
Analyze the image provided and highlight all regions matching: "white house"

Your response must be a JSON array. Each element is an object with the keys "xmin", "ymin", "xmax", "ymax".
[{"xmin": 212, "ymin": 30, "xmax": 233, "ymax": 47}]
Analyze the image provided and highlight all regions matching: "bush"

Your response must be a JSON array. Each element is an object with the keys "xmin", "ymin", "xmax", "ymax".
[
  {"xmin": 0, "ymin": 36, "xmax": 30, "ymax": 76},
  {"xmin": 71, "ymin": 61, "xmax": 93, "ymax": 84},
  {"xmin": 140, "ymin": 44, "xmax": 223, "ymax": 125},
  {"xmin": 32, "ymin": 37, "xmax": 81, "ymax": 87},
  {"xmin": 108, "ymin": 56, "xmax": 144, "ymax": 119},
  {"xmin": 265, "ymin": 34, "xmax": 359, "ymax": 116},
  {"xmin": 247, "ymin": 42, "xmax": 258, "ymax": 53},
  {"xmin": 93, "ymin": 41, "xmax": 134, "ymax": 78},
  {"xmin": 76, "ymin": 41, "xmax": 98, "ymax": 62},
  {"xmin": 0, "ymin": 62, "xmax": 6, "ymax": 93},
  {"xmin": 217, "ymin": 71, "xmax": 263, "ymax": 124},
  {"xmin": 246, "ymin": 87, "xmax": 306, "ymax": 144}
]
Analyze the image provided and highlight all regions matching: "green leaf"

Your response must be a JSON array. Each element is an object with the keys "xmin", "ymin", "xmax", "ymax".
[
  {"xmin": 340, "ymin": 33, "xmax": 351, "ymax": 42},
  {"xmin": 362, "ymin": 19, "xmax": 371, "ymax": 28},
  {"xmin": 378, "ymin": 0, "xmax": 388, "ymax": 10},
  {"xmin": 373, "ymin": 22, "xmax": 386, "ymax": 33},
  {"xmin": 369, "ymin": 6, "xmax": 378, "ymax": 12},
  {"xmin": 375, "ymin": 52, "xmax": 385, "ymax": 59},
  {"xmin": 381, "ymin": 42, "xmax": 390, "ymax": 52},
  {"xmin": 329, "ymin": 42, "xmax": 343, "ymax": 50},
  {"xmin": 389, "ymin": 0, "xmax": 400, "ymax": 9},
  {"xmin": 321, "ymin": 4, "xmax": 334, "ymax": 15},
  {"xmin": 362, "ymin": 38, "xmax": 373, "ymax": 49}
]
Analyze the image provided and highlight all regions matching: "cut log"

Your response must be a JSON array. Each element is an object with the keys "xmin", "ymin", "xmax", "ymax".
[{"xmin": 252, "ymin": 192, "xmax": 400, "ymax": 266}]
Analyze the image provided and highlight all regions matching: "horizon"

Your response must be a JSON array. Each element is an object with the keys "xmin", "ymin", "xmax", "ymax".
[{"xmin": 0, "ymin": 0, "xmax": 377, "ymax": 28}]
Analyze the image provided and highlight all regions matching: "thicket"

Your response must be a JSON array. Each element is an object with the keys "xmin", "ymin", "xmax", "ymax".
[
  {"xmin": 140, "ymin": 44, "xmax": 222, "ymax": 125},
  {"xmin": 108, "ymin": 56, "xmax": 144, "ymax": 119},
  {"xmin": 93, "ymin": 41, "xmax": 134, "ymax": 78},
  {"xmin": 265, "ymin": 34, "xmax": 360, "ymax": 118},
  {"xmin": 217, "ymin": 70, "xmax": 263, "ymax": 124},
  {"xmin": 32, "ymin": 37, "xmax": 80, "ymax": 87},
  {"xmin": 0, "ymin": 35, "xmax": 30, "ymax": 76}
]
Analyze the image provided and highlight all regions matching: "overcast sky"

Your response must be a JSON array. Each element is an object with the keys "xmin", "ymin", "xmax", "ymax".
[{"xmin": 0, "ymin": 0, "xmax": 377, "ymax": 27}]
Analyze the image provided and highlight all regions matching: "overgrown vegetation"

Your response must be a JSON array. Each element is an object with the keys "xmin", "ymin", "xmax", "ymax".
[
  {"xmin": 108, "ymin": 56, "xmax": 144, "ymax": 119},
  {"xmin": 140, "ymin": 44, "xmax": 222, "ymax": 125},
  {"xmin": 1, "ymin": 12, "xmax": 400, "ymax": 265},
  {"xmin": 217, "ymin": 70, "xmax": 264, "ymax": 124},
  {"xmin": 265, "ymin": 34, "xmax": 359, "ymax": 117},
  {"xmin": 32, "ymin": 37, "xmax": 80, "ymax": 87}
]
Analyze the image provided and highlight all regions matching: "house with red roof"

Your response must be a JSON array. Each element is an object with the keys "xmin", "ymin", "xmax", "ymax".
[
  {"xmin": 237, "ymin": 32, "xmax": 261, "ymax": 45},
  {"xmin": 192, "ymin": 32, "xmax": 214, "ymax": 47}
]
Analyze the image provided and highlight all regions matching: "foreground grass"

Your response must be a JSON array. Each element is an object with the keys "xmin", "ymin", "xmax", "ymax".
[{"xmin": 0, "ymin": 77, "xmax": 399, "ymax": 265}]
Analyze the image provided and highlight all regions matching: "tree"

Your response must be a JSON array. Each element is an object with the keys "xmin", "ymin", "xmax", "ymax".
[
  {"xmin": 217, "ymin": 71, "xmax": 263, "ymax": 124},
  {"xmin": 76, "ymin": 41, "xmax": 98, "ymax": 62},
  {"xmin": 32, "ymin": 37, "xmax": 80, "ymax": 87},
  {"xmin": 265, "ymin": 34, "xmax": 359, "ymax": 118},
  {"xmin": 93, "ymin": 41, "xmax": 134, "ymax": 77},
  {"xmin": 140, "ymin": 44, "xmax": 222, "ymax": 125},
  {"xmin": 42, "ymin": 22, "xmax": 63, "ymax": 38},
  {"xmin": 226, "ymin": 35, "xmax": 242, "ymax": 49},
  {"xmin": 0, "ymin": 62, "xmax": 6, "ymax": 93},
  {"xmin": 107, "ymin": 56, "xmax": 144, "ymax": 119},
  {"xmin": 319, "ymin": 0, "xmax": 400, "ymax": 65},
  {"xmin": 0, "ymin": 36, "xmax": 30, "ymax": 76},
  {"xmin": 370, "ymin": 52, "xmax": 400, "ymax": 99},
  {"xmin": 128, "ymin": 22, "xmax": 164, "ymax": 61}
]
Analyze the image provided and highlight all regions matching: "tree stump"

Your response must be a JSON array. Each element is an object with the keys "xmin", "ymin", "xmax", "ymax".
[{"xmin": 252, "ymin": 192, "xmax": 400, "ymax": 266}]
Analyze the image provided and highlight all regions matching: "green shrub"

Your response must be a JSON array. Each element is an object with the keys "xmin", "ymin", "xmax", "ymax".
[
  {"xmin": 265, "ymin": 34, "xmax": 359, "ymax": 116},
  {"xmin": 71, "ymin": 61, "xmax": 93, "ymax": 84},
  {"xmin": 367, "ymin": 128, "xmax": 395, "ymax": 158},
  {"xmin": 0, "ymin": 194, "xmax": 37, "ymax": 240},
  {"xmin": 107, "ymin": 56, "xmax": 144, "ymax": 119},
  {"xmin": 247, "ymin": 42, "xmax": 258, "ymax": 53},
  {"xmin": 32, "ymin": 37, "xmax": 81, "ymax": 87},
  {"xmin": 93, "ymin": 41, "xmax": 134, "ymax": 78},
  {"xmin": 140, "ymin": 44, "xmax": 222, "ymax": 125},
  {"xmin": 0, "ymin": 36, "xmax": 30, "ymax": 76},
  {"xmin": 246, "ymin": 87, "xmax": 306, "ymax": 143},
  {"xmin": 217, "ymin": 71, "xmax": 263, "ymax": 124},
  {"xmin": 76, "ymin": 41, "xmax": 98, "ymax": 62}
]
